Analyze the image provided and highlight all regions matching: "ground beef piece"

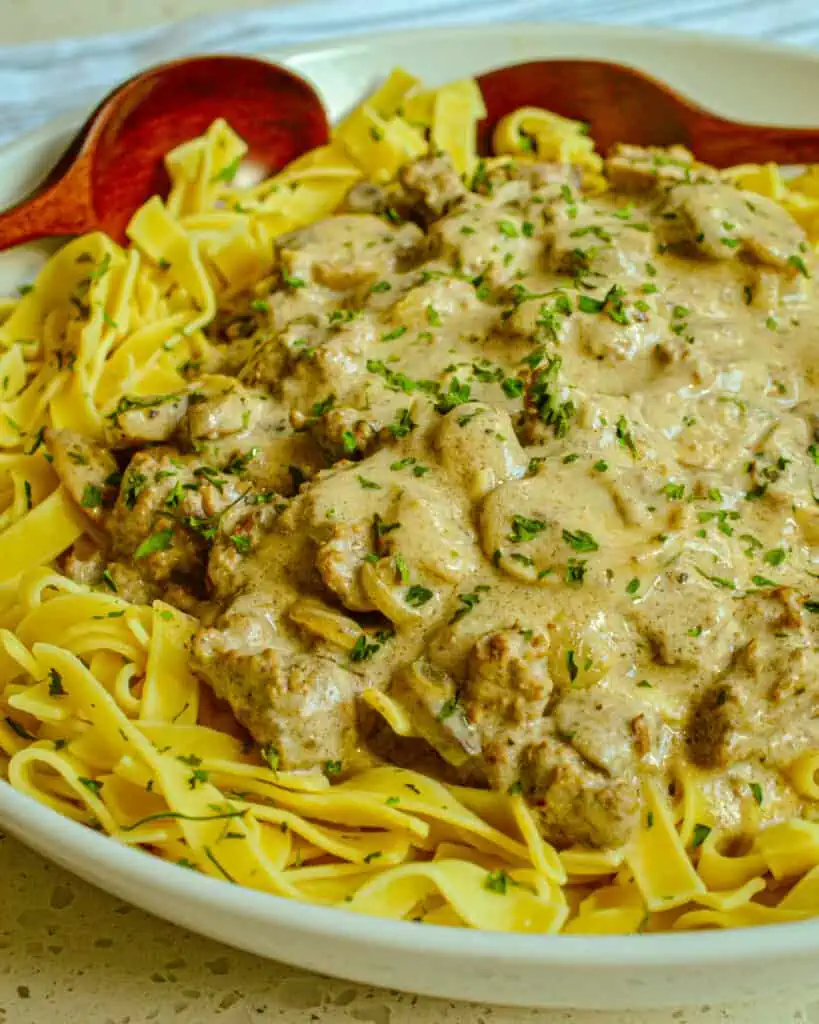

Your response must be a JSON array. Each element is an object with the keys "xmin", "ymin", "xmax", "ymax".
[
  {"xmin": 278, "ymin": 214, "xmax": 423, "ymax": 290},
  {"xmin": 604, "ymin": 143, "xmax": 716, "ymax": 193},
  {"xmin": 106, "ymin": 448, "xmax": 246, "ymax": 587},
  {"xmin": 315, "ymin": 520, "xmax": 377, "ymax": 612},
  {"xmin": 399, "ymin": 154, "xmax": 468, "ymax": 220},
  {"xmin": 192, "ymin": 629, "xmax": 362, "ymax": 770},
  {"xmin": 46, "ymin": 429, "xmax": 119, "ymax": 524},
  {"xmin": 462, "ymin": 628, "xmax": 553, "ymax": 791},
  {"xmin": 105, "ymin": 394, "xmax": 189, "ymax": 448},
  {"xmin": 519, "ymin": 736, "xmax": 641, "ymax": 848}
]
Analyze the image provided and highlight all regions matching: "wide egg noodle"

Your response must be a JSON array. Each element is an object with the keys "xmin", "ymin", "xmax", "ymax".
[
  {"xmin": 342, "ymin": 859, "xmax": 568, "ymax": 933},
  {"xmin": 140, "ymin": 601, "xmax": 199, "ymax": 725},
  {"xmin": 0, "ymin": 488, "xmax": 86, "ymax": 585},
  {"xmin": 626, "ymin": 778, "xmax": 707, "ymax": 912}
]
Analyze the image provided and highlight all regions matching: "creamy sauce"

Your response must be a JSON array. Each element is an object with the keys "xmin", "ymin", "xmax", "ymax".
[{"xmin": 53, "ymin": 149, "xmax": 819, "ymax": 850}]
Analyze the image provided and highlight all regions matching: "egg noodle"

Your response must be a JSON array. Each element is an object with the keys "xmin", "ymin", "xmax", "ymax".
[{"xmin": 3, "ymin": 68, "xmax": 819, "ymax": 934}]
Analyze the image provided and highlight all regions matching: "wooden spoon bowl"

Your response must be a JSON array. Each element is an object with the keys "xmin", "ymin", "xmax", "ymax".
[
  {"xmin": 477, "ymin": 59, "xmax": 819, "ymax": 168},
  {"xmin": 0, "ymin": 55, "xmax": 329, "ymax": 250},
  {"xmin": 4, "ymin": 54, "xmax": 819, "ymax": 255}
]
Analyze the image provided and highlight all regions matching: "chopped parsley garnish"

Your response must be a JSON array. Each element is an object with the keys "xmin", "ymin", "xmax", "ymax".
[
  {"xmin": 405, "ymin": 585, "xmax": 434, "ymax": 607},
  {"xmin": 578, "ymin": 294, "xmax": 604, "ymax": 314},
  {"xmin": 663, "ymin": 482, "xmax": 685, "ymax": 500},
  {"xmin": 626, "ymin": 578, "xmax": 640, "ymax": 595},
  {"xmin": 5, "ymin": 716, "xmax": 35, "ymax": 740},
  {"xmin": 373, "ymin": 514, "xmax": 400, "ymax": 541},
  {"xmin": 388, "ymin": 408, "xmax": 416, "ymax": 439},
  {"xmin": 309, "ymin": 394, "xmax": 335, "ymax": 420},
  {"xmin": 47, "ymin": 669, "xmax": 66, "ymax": 697},
  {"xmin": 366, "ymin": 359, "xmax": 435, "ymax": 394},
  {"xmin": 509, "ymin": 515, "xmax": 547, "ymax": 543},
  {"xmin": 562, "ymin": 528, "xmax": 598, "ymax": 553},
  {"xmin": 434, "ymin": 378, "xmax": 471, "ymax": 414},
  {"xmin": 164, "ymin": 481, "xmax": 185, "ymax": 508},
  {"xmin": 134, "ymin": 529, "xmax": 173, "ymax": 560},
  {"xmin": 694, "ymin": 567, "xmax": 736, "ymax": 589},
  {"xmin": 437, "ymin": 697, "xmax": 460, "ymax": 721},
  {"xmin": 212, "ymin": 155, "xmax": 242, "ymax": 183},
  {"xmin": 224, "ymin": 448, "xmax": 259, "ymax": 475},
  {"xmin": 750, "ymin": 782, "xmax": 763, "ymax": 806},
  {"xmin": 615, "ymin": 415, "xmax": 638, "ymax": 456},
  {"xmin": 565, "ymin": 559, "xmax": 587, "ymax": 585},
  {"xmin": 26, "ymin": 426, "xmax": 46, "ymax": 455},
  {"xmin": 528, "ymin": 355, "xmax": 575, "ymax": 438},
  {"xmin": 357, "ymin": 475, "xmax": 381, "ymax": 490},
  {"xmin": 81, "ymin": 484, "xmax": 102, "ymax": 508},
  {"xmin": 186, "ymin": 766, "xmax": 210, "ymax": 790},
  {"xmin": 261, "ymin": 744, "xmax": 280, "ymax": 771},
  {"xmin": 449, "ymin": 585, "xmax": 490, "ymax": 624},
  {"xmin": 788, "ymin": 254, "xmax": 810, "ymax": 278},
  {"xmin": 692, "ymin": 824, "xmax": 712, "ymax": 850},
  {"xmin": 484, "ymin": 869, "xmax": 509, "ymax": 894},
  {"xmin": 501, "ymin": 377, "xmax": 524, "ymax": 398}
]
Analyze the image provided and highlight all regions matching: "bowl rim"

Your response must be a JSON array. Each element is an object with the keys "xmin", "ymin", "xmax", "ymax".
[
  {"xmin": 2, "ymin": 16, "xmax": 819, "ymax": 968},
  {"xmin": 1, "ymin": 778, "xmax": 815, "ymax": 964}
]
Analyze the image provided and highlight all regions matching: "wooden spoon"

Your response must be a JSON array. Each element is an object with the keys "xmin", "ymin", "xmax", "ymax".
[
  {"xmin": 0, "ymin": 55, "xmax": 329, "ymax": 251},
  {"xmin": 477, "ymin": 59, "xmax": 819, "ymax": 168}
]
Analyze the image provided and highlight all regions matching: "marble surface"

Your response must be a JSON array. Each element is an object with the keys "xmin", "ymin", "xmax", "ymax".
[
  {"xmin": 0, "ymin": 0, "xmax": 305, "ymax": 45},
  {"xmin": 2, "ymin": 2, "xmax": 819, "ymax": 1022}
]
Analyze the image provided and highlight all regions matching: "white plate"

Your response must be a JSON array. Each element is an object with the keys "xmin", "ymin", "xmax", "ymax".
[{"xmin": 2, "ymin": 21, "xmax": 819, "ymax": 1011}]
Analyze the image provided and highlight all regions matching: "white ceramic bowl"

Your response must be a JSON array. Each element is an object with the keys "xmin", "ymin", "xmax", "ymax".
[{"xmin": 3, "ymin": 21, "xmax": 819, "ymax": 1011}]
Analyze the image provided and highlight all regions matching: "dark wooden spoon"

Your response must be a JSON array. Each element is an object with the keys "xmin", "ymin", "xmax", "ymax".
[
  {"xmin": 0, "ymin": 55, "xmax": 329, "ymax": 251},
  {"xmin": 477, "ymin": 59, "xmax": 819, "ymax": 168}
]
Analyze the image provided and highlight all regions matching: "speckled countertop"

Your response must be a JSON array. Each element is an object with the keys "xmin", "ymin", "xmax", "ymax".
[{"xmin": 2, "ymin": 3, "xmax": 819, "ymax": 1022}]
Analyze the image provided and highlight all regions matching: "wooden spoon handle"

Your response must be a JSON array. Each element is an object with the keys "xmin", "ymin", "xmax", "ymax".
[
  {"xmin": 693, "ymin": 120, "xmax": 819, "ymax": 168},
  {"xmin": 0, "ymin": 174, "xmax": 97, "ymax": 251}
]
